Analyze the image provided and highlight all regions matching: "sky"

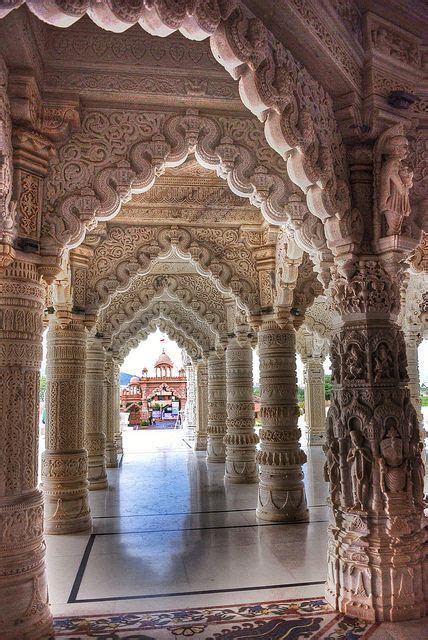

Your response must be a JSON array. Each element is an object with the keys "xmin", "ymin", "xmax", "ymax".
[{"xmin": 40, "ymin": 328, "xmax": 428, "ymax": 387}]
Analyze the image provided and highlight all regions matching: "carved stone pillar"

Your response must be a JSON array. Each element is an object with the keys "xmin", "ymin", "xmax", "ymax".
[
  {"xmin": 303, "ymin": 356, "xmax": 326, "ymax": 446},
  {"xmin": 113, "ymin": 359, "xmax": 123, "ymax": 455},
  {"xmin": 85, "ymin": 337, "xmax": 107, "ymax": 489},
  {"xmin": 224, "ymin": 336, "xmax": 258, "ymax": 483},
  {"xmin": 185, "ymin": 362, "xmax": 196, "ymax": 441},
  {"xmin": 104, "ymin": 351, "xmax": 118, "ymax": 468},
  {"xmin": 404, "ymin": 331, "xmax": 425, "ymax": 442},
  {"xmin": 207, "ymin": 349, "xmax": 227, "ymax": 463},
  {"xmin": 194, "ymin": 359, "xmax": 208, "ymax": 451},
  {"xmin": 325, "ymin": 262, "xmax": 426, "ymax": 622},
  {"xmin": 0, "ymin": 260, "xmax": 52, "ymax": 638},
  {"xmin": 42, "ymin": 318, "xmax": 91, "ymax": 534},
  {"xmin": 256, "ymin": 318, "xmax": 308, "ymax": 521}
]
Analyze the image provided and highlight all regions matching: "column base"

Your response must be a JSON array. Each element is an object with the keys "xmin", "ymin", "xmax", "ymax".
[
  {"xmin": 193, "ymin": 434, "xmax": 207, "ymax": 451},
  {"xmin": 224, "ymin": 459, "xmax": 258, "ymax": 483},
  {"xmin": 256, "ymin": 492, "xmax": 309, "ymax": 522},
  {"xmin": 256, "ymin": 460, "xmax": 308, "ymax": 522},
  {"xmin": 42, "ymin": 450, "xmax": 92, "ymax": 535},
  {"xmin": 207, "ymin": 435, "xmax": 226, "ymax": 462},
  {"xmin": 186, "ymin": 425, "xmax": 196, "ymax": 441},
  {"xmin": 86, "ymin": 433, "xmax": 108, "ymax": 489},
  {"xmin": 106, "ymin": 442, "xmax": 118, "ymax": 468},
  {"xmin": 0, "ymin": 491, "xmax": 53, "ymax": 639},
  {"xmin": 224, "ymin": 436, "xmax": 258, "ymax": 483}
]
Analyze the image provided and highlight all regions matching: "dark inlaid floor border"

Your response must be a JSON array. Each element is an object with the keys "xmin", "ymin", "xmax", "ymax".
[
  {"xmin": 92, "ymin": 504, "xmax": 328, "ymax": 519},
  {"xmin": 93, "ymin": 519, "xmax": 328, "ymax": 536}
]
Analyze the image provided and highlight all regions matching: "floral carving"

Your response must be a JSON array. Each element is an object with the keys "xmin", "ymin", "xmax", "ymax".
[{"xmin": 330, "ymin": 261, "xmax": 400, "ymax": 316}]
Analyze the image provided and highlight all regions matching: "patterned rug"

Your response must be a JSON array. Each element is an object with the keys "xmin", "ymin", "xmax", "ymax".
[{"xmin": 52, "ymin": 597, "xmax": 378, "ymax": 639}]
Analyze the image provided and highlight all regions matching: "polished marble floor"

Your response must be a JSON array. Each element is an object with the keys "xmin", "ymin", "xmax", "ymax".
[{"xmin": 42, "ymin": 420, "xmax": 428, "ymax": 638}]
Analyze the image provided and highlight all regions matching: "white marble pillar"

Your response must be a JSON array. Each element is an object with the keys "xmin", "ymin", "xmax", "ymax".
[
  {"xmin": 256, "ymin": 318, "xmax": 308, "ymax": 521},
  {"xmin": 194, "ymin": 359, "xmax": 208, "ymax": 451},
  {"xmin": 224, "ymin": 335, "xmax": 258, "ymax": 483},
  {"xmin": 0, "ymin": 260, "xmax": 52, "ymax": 637},
  {"xmin": 303, "ymin": 356, "xmax": 326, "ymax": 446},
  {"xmin": 85, "ymin": 336, "xmax": 108, "ymax": 489},
  {"xmin": 104, "ymin": 351, "xmax": 118, "ymax": 468},
  {"xmin": 113, "ymin": 359, "xmax": 123, "ymax": 455},
  {"xmin": 207, "ymin": 348, "xmax": 227, "ymax": 462},
  {"xmin": 325, "ymin": 263, "xmax": 426, "ymax": 622},
  {"xmin": 42, "ymin": 318, "xmax": 92, "ymax": 533},
  {"xmin": 185, "ymin": 362, "xmax": 197, "ymax": 441},
  {"xmin": 405, "ymin": 331, "xmax": 425, "ymax": 442}
]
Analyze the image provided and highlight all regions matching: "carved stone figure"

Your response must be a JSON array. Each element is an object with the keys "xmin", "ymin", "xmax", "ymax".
[
  {"xmin": 378, "ymin": 135, "xmax": 412, "ymax": 236},
  {"xmin": 373, "ymin": 343, "xmax": 394, "ymax": 382},
  {"xmin": 379, "ymin": 425, "xmax": 407, "ymax": 494},
  {"xmin": 347, "ymin": 430, "xmax": 371, "ymax": 511},
  {"xmin": 323, "ymin": 440, "xmax": 340, "ymax": 505},
  {"xmin": 344, "ymin": 343, "xmax": 365, "ymax": 380},
  {"xmin": 408, "ymin": 440, "xmax": 425, "ymax": 508}
]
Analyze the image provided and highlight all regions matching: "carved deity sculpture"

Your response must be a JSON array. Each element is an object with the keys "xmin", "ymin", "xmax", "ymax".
[
  {"xmin": 347, "ymin": 430, "xmax": 371, "ymax": 511},
  {"xmin": 409, "ymin": 440, "xmax": 425, "ymax": 508},
  {"xmin": 373, "ymin": 343, "xmax": 394, "ymax": 382},
  {"xmin": 344, "ymin": 343, "xmax": 364, "ymax": 380},
  {"xmin": 378, "ymin": 425, "xmax": 407, "ymax": 494},
  {"xmin": 323, "ymin": 440, "xmax": 340, "ymax": 505},
  {"xmin": 378, "ymin": 135, "xmax": 413, "ymax": 236}
]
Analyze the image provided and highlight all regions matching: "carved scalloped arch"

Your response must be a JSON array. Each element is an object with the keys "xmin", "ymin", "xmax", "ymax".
[
  {"xmin": 7, "ymin": 0, "xmax": 349, "ymax": 234},
  {"xmin": 98, "ymin": 273, "xmax": 227, "ymax": 336},
  {"xmin": 118, "ymin": 318, "xmax": 201, "ymax": 363},
  {"xmin": 85, "ymin": 224, "xmax": 258, "ymax": 311},
  {"xmin": 110, "ymin": 300, "xmax": 215, "ymax": 353},
  {"xmin": 101, "ymin": 288, "xmax": 221, "ymax": 343}
]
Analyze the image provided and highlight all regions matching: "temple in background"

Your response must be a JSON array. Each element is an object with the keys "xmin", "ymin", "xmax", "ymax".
[{"xmin": 120, "ymin": 350, "xmax": 187, "ymax": 427}]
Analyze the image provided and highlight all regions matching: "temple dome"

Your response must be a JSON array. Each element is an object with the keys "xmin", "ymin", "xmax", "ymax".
[
  {"xmin": 154, "ymin": 350, "xmax": 173, "ymax": 369},
  {"xmin": 130, "ymin": 376, "xmax": 140, "ymax": 385}
]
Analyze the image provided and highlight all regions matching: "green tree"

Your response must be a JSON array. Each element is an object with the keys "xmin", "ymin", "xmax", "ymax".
[
  {"xmin": 253, "ymin": 385, "xmax": 260, "ymax": 397},
  {"xmin": 324, "ymin": 374, "xmax": 332, "ymax": 401},
  {"xmin": 40, "ymin": 374, "xmax": 46, "ymax": 402}
]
